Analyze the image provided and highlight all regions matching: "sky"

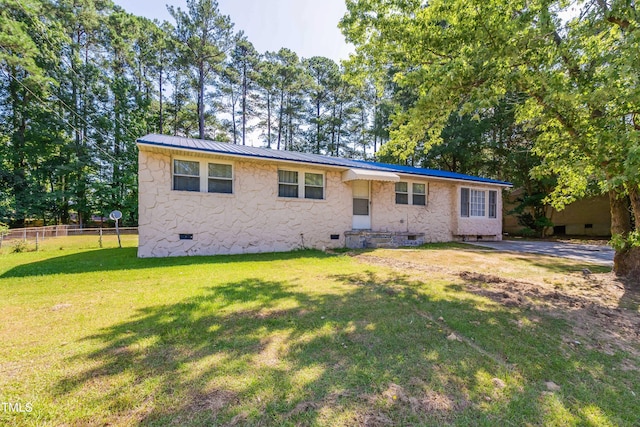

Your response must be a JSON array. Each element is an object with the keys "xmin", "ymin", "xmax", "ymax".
[{"xmin": 112, "ymin": 0, "xmax": 354, "ymax": 63}]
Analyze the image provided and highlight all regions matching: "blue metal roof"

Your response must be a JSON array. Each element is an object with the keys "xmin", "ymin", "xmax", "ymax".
[{"xmin": 137, "ymin": 134, "xmax": 511, "ymax": 186}]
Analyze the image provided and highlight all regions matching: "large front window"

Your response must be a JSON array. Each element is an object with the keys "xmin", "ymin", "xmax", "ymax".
[
  {"xmin": 470, "ymin": 189, "xmax": 485, "ymax": 217},
  {"xmin": 461, "ymin": 188, "xmax": 497, "ymax": 218}
]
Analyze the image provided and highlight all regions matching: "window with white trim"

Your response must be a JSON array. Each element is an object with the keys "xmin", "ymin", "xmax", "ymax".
[
  {"xmin": 461, "ymin": 188, "xmax": 497, "ymax": 218},
  {"xmin": 208, "ymin": 163, "xmax": 233, "ymax": 193},
  {"xmin": 412, "ymin": 183, "xmax": 426, "ymax": 206},
  {"xmin": 488, "ymin": 190, "xmax": 497, "ymax": 218},
  {"xmin": 278, "ymin": 170, "xmax": 299, "ymax": 198},
  {"xmin": 395, "ymin": 182, "xmax": 408, "ymax": 204},
  {"xmin": 173, "ymin": 159, "xmax": 200, "ymax": 192},
  {"xmin": 304, "ymin": 173, "xmax": 324, "ymax": 199},
  {"xmin": 470, "ymin": 189, "xmax": 485, "ymax": 216},
  {"xmin": 278, "ymin": 169, "xmax": 325, "ymax": 199},
  {"xmin": 395, "ymin": 181, "xmax": 427, "ymax": 206}
]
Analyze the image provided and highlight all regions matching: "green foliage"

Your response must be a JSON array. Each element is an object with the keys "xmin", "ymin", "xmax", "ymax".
[
  {"xmin": 1, "ymin": 0, "xmax": 395, "ymax": 228},
  {"xmin": 341, "ymin": 0, "xmax": 640, "ymax": 263},
  {"xmin": 610, "ymin": 231, "xmax": 640, "ymax": 253},
  {"xmin": 169, "ymin": 0, "xmax": 233, "ymax": 139},
  {"xmin": 10, "ymin": 240, "xmax": 30, "ymax": 253}
]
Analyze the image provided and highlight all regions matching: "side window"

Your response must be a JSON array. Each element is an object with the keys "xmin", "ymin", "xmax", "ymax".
[
  {"xmin": 461, "ymin": 188, "xmax": 470, "ymax": 217},
  {"xmin": 278, "ymin": 170, "xmax": 299, "ymax": 198},
  {"xmin": 304, "ymin": 173, "xmax": 324, "ymax": 199},
  {"xmin": 488, "ymin": 190, "xmax": 497, "ymax": 218},
  {"xmin": 208, "ymin": 163, "xmax": 233, "ymax": 193},
  {"xmin": 395, "ymin": 182, "xmax": 408, "ymax": 204},
  {"xmin": 173, "ymin": 160, "xmax": 200, "ymax": 192},
  {"xmin": 412, "ymin": 183, "xmax": 426, "ymax": 206}
]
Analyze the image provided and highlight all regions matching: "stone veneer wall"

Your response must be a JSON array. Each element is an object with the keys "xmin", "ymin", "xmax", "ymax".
[
  {"xmin": 369, "ymin": 180, "xmax": 455, "ymax": 242},
  {"xmin": 138, "ymin": 148, "xmax": 352, "ymax": 257}
]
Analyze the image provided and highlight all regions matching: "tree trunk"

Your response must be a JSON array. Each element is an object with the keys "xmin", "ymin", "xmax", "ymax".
[
  {"xmin": 610, "ymin": 189, "xmax": 638, "ymax": 277},
  {"xmin": 174, "ymin": 70, "xmax": 180, "ymax": 136},
  {"xmin": 610, "ymin": 189, "xmax": 631, "ymax": 236},
  {"xmin": 277, "ymin": 89, "xmax": 284, "ymax": 150},
  {"xmin": 159, "ymin": 64, "xmax": 163, "ymax": 134},
  {"xmin": 628, "ymin": 184, "xmax": 640, "ymax": 228},
  {"xmin": 230, "ymin": 88, "xmax": 237, "ymax": 144},
  {"xmin": 336, "ymin": 101, "xmax": 343, "ymax": 156},
  {"xmin": 198, "ymin": 61, "xmax": 205, "ymax": 139},
  {"xmin": 241, "ymin": 63, "xmax": 247, "ymax": 145},
  {"xmin": 615, "ymin": 247, "xmax": 640, "ymax": 279},
  {"xmin": 266, "ymin": 94, "xmax": 272, "ymax": 148},
  {"xmin": 316, "ymin": 99, "xmax": 321, "ymax": 154},
  {"xmin": 330, "ymin": 102, "xmax": 336, "ymax": 156}
]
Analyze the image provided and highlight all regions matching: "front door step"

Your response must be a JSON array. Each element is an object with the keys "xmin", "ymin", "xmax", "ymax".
[{"xmin": 344, "ymin": 230, "xmax": 425, "ymax": 249}]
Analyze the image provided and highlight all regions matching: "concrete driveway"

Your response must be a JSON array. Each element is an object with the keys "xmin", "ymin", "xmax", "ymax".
[{"xmin": 467, "ymin": 239, "xmax": 614, "ymax": 267}]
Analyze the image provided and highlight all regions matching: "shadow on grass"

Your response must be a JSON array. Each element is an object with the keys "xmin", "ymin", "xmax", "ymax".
[
  {"xmin": 508, "ymin": 255, "xmax": 612, "ymax": 275},
  {"xmin": 0, "ymin": 248, "xmax": 334, "ymax": 278},
  {"xmin": 53, "ymin": 272, "xmax": 638, "ymax": 426}
]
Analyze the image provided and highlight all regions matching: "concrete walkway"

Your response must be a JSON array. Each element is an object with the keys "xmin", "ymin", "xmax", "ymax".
[{"xmin": 467, "ymin": 240, "xmax": 614, "ymax": 267}]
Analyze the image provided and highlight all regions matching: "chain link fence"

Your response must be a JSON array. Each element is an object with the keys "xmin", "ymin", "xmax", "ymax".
[{"xmin": 0, "ymin": 225, "xmax": 137, "ymax": 247}]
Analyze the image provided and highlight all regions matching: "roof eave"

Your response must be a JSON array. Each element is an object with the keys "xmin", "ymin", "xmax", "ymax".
[
  {"xmin": 136, "ymin": 140, "xmax": 353, "ymax": 171},
  {"xmin": 137, "ymin": 139, "xmax": 512, "ymax": 187}
]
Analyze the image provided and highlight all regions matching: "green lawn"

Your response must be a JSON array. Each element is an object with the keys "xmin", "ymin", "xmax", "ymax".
[{"xmin": 0, "ymin": 236, "xmax": 638, "ymax": 426}]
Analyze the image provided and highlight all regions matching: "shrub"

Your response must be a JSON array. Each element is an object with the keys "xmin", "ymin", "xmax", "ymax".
[
  {"xmin": 517, "ymin": 227, "xmax": 536, "ymax": 237},
  {"xmin": 11, "ymin": 240, "xmax": 30, "ymax": 253}
]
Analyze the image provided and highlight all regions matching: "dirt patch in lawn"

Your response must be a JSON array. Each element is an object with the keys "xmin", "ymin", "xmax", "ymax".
[
  {"xmin": 353, "ymin": 250, "xmax": 640, "ymax": 358},
  {"xmin": 458, "ymin": 271, "xmax": 640, "ymax": 356},
  {"xmin": 189, "ymin": 388, "xmax": 239, "ymax": 413}
]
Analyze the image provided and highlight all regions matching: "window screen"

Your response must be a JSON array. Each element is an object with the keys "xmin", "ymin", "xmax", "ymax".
[
  {"xmin": 488, "ymin": 190, "xmax": 497, "ymax": 218},
  {"xmin": 208, "ymin": 163, "xmax": 232, "ymax": 193},
  {"xmin": 304, "ymin": 173, "xmax": 324, "ymax": 199},
  {"xmin": 278, "ymin": 170, "xmax": 298, "ymax": 198},
  {"xmin": 173, "ymin": 160, "xmax": 200, "ymax": 192},
  {"xmin": 353, "ymin": 198, "xmax": 369, "ymax": 215},
  {"xmin": 395, "ymin": 182, "xmax": 408, "ymax": 204},
  {"xmin": 470, "ymin": 190, "xmax": 486, "ymax": 217},
  {"xmin": 412, "ymin": 183, "xmax": 426, "ymax": 206},
  {"xmin": 461, "ymin": 188, "xmax": 469, "ymax": 217}
]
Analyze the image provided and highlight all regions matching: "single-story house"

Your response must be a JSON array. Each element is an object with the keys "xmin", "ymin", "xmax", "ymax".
[{"xmin": 137, "ymin": 134, "xmax": 512, "ymax": 258}]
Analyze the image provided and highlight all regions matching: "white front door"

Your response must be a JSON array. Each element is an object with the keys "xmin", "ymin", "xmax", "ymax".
[{"xmin": 352, "ymin": 180, "xmax": 371, "ymax": 229}]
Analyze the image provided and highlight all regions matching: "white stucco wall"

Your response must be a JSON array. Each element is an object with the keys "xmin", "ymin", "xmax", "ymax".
[
  {"xmin": 370, "ymin": 180, "xmax": 455, "ymax": 242},
  {"xmin": 138, "ymin": 148, "xmax": 352, "ymax": 257}
]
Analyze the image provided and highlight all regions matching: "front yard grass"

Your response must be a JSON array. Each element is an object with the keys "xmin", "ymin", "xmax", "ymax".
[{"xmin": 0, "ymin": 236, "xmax": 638, "ymax": 426}]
